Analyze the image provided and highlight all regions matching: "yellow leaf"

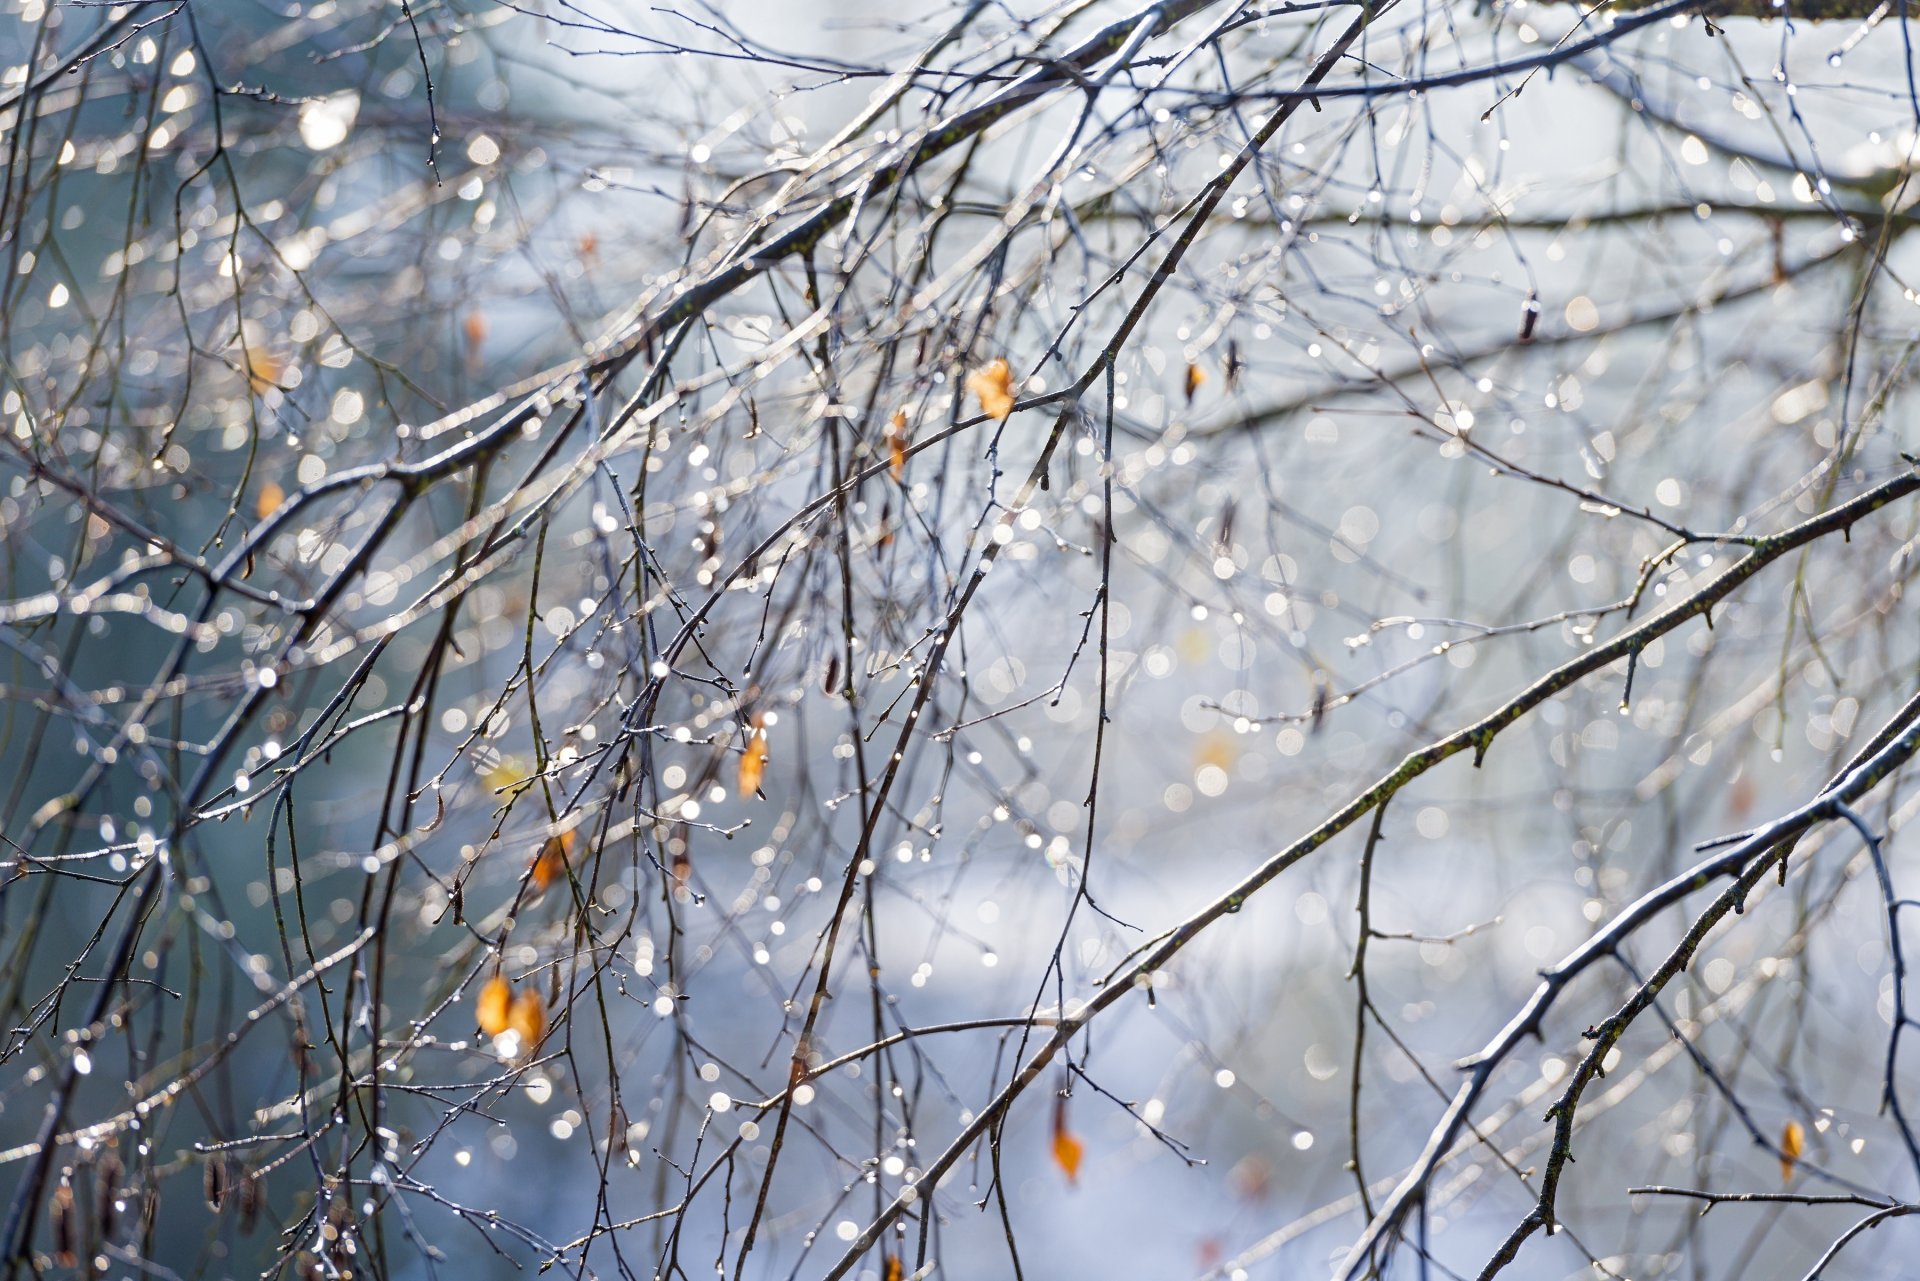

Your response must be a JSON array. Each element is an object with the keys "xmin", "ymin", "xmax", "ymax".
[
  {"xmin": 1193, "ymin": 732, "xmax": 1237, "ymax": 772},
  {"xmin": 965, "ymin": 358, "xmax": 1015, "ymax": 421},
  {"xmin": 1177, "ymin": 626, "xmax": 1210, "ymax": 666},
  {"xmin": 1051, "ymin": 1093, "xmax": 1083, "ymax": 1185},
  {"xmin": 476, "ymin": 977, "xmax": 512, "ymax": 1037},
  {"xmin": 1184, "ymin": 361, "xmax": 1207, "ymax": 403},
  {"xmin": 884, "ymin": 410, "xmax": 909, "ymax": 481},
  {"xmin": 1781, "ymin": 1119, "xmax": 1805, "ymax": 1183},
  {"xmin": 508, "ymin": 989, "xmax": 546, "ymax": 1049},
  {"xmin": 255, "ymin": 480, "xmax": 285, "ymax": 521},
  {"xmin": 484, "ymin": 756, "xmax": 532, "ymax": 797},
  {"xmin": 245, "ymin": 348, "xmax": 286, "ymax": 395},
  {"xmin": 738, "ymin": 725, "xmax": 769, "ymax": 798}
]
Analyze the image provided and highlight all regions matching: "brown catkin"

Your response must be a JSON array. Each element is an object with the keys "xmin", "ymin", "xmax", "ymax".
[
  {"xmin": 203, "ymin": 1154, "xmax": 227, "ymax": 1212},
  {"xmin": 49, "ymin": 1181, "xmax": 76, "ymax": 1267},
  {"xmin": 94, "ymin": 1153, "xmax": 122, "ymax": 1239},
  {"xmin": 236, "ymin": 1170, "xmax": 261, "ymax": 1235}
]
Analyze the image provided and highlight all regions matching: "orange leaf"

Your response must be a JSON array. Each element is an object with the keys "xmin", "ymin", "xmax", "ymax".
[
  {"xmin": 256, "ymin": 480, "xmax": 285, "ymax": 521},
  {"xmin": 476, "ymin": 977, "xmax": 512, "ymax": 1037},
  {"xmin": 1051, "ymin": 1127, "xmax": 1084, "ymax": 1185},
  {"xmin": 1184, "ymin": 361, "xmax": 1207, "ymax": 404},
  {"xmin": 245, "ymin": 348, "xmax": 286, "ymax": 395},
  {"xmin": 738, "ymin": 725, "xmax": 769, "ymax": 797},
  {"xmin": 1230, "ymin": 1153, "xmax": 1272, "ymax": 1202},
  {"xmin": 462, "ymin": 310, "xmax": 488, "ymax": 349},
  {"xmin": 882, "ymin": 1255, "xmax": 903, "ymax": 1281},
  {"xmin": 1781, "ymin": 1119, "xmax": 1805, "ymax": 1183},
  {"xmin": 1728, "ymin": 773, "xmax": 1755, "ymax": 821},
  {"xmin": 966, "ymin": 358, "xmax": 1015, "ymax": 421},
  {"xmin": 884, "ymin": 411, "xmax": 909, "ymax": 481},
  {"xmin": 508, "ymin": 989, "xmax": 546, "ymax": 1049},
  {"xmin": 1051, "ymin": 1093, "xmax": 1083, "ymax": 1185},
  {"xmin": 531, "ymin": 829, "xmax": 575, "ymax": 893},
  {"xmin": 669, "ymin": 822, "xmax": 692, "ymax": 893}
]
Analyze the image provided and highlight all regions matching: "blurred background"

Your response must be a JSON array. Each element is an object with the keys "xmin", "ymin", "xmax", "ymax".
[{"xmin": 3, "ymin": 0, "xmax": 1920, "ymax": 1277}]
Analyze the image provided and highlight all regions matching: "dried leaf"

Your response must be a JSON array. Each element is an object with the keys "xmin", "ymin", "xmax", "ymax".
[
  {"xmin": 256, "ymin": 480, "xmax": 285, "ymax": 521},
  {"xmin": 1781, "ymin": 1118, "xmax": 1805, "ymax": 1183},
  {"xmin": 476, "ymin": 976, "xmax": 512, "ymax": 1037},
  {"xmin": 966, "ymin": 358, "xmax": 1015, "ymax": 421},
  {"xmin": 738, "ymin": 724, "xmax": 769, "ymax": 797},
  {"xmin": 883, "ymin": 1255, "xmax": 903, "ymax": 1281},
  {"xmin": 884, "ymin": 410, "xmax": 909, "ymax": 481},
  {"xmin": 531, "ymin": 829, "xmax": 575, "ymax": 893},
  {"xmin": 1051, "ymin": 1093, "xmax": 1084, "ymax": 1185},
  {"xmin": 462, "ymin": 310, "xmax": 488, "ymax": 349},
  {"xmin": 508, "ymin": 989, "xmax": 547, "ymax": 1049},
  {"xmin": 1184, "ymin": 361, "xmax": 1207, "ymax": 404}
]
